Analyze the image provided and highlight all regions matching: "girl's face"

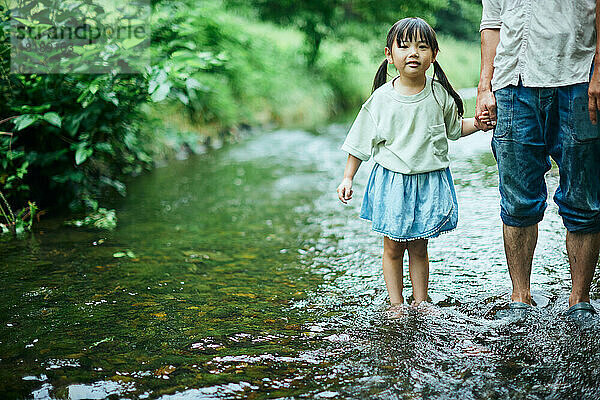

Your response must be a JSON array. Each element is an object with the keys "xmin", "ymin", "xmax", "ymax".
[{"xmin": 385, "ymin": 34, "xmax": 437, "ymax": 79}]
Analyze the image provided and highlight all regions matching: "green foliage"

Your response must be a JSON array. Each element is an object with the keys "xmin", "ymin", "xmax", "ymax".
[
  {"xmin": 8, "ymin": 0, "xmax": 150, "ymax": 74},
  {"xmin": 0, "ymin": 1, "xmax": 154, "ymax": 217},
  {"xmin": 64, "ymin": 207, "xmax": 117, "ymax": 230},
  {"xmin": 434, "ymin": 34, "xmax": 481, "ymax": 89},
  {"xmin": 151, "ymin": 0, "xmax": 333, "ymax": 128},
  {"xmin": 226, "ymin": 0, "xmax": 448, "ymax": 66},
  {"xmin": 150, "ymin": 1, "xmax": 238, "ymax": 125},
  {"xmin": 1, "ymin": 0, "xmax": 336, "ymax": 224},
  {"xmin": 2, "ymin": 9, "xmax": 148, "ymax": 206},
  {"xmin": 434, "ymin": 0, "xmax": 482, "ymax": 41},
  {"xmin": 1, "ymin": 71, "xmax": 152, "ymax": 210},
  {"xmin": 0, "ymin": 190, "xmax": 37, "ymax": 236},
  {"xmin": 317, "ymin": 43, "xmax": 373, "ymax": 114}
]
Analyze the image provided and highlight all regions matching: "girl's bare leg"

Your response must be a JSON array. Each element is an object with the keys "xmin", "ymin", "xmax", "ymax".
[
  {"xmin": 383, "ymin": 236, "xmax": 408, "ymax": 305},
  {"xmin": 407, "ymin": 239, "xmax": 429, "ymax": 305}
]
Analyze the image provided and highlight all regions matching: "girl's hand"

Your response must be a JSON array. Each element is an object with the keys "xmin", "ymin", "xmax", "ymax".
[{"xmin": 337, "ymin": 178, "xmax": 353, "ymax": 204}]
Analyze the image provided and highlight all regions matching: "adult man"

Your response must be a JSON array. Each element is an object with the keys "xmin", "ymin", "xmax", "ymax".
[{"xmin": 476, "ymin": 0, "xmax": 600, "ymax": 319}]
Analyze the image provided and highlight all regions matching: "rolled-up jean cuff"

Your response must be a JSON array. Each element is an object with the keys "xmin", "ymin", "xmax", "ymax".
[
  {"xmin": 563, "ymin": 217, "xmax": 600, "ymax": 234},
  {"xmin": 500, "ymin": 211, "xmax": 544, "ymax": 228}
]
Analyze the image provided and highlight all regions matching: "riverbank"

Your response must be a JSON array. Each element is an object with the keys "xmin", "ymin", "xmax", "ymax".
[
  {"xmin": 148, "ymin": 13, "xmax": 482, "ymax": 162},
  {"xmin": 0, "ymin": 1, "xmax": 482, "ymax": 234}
]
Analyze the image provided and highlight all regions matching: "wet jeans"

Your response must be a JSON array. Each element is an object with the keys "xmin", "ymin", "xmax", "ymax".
[{"xmin": 491, "ymin": 80, "xmax": 600, "ymax": 233}]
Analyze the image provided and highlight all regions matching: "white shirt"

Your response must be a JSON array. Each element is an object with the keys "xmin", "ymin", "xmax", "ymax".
[
  {"xmin": 340, "ymin": 75, "xmax": 462, "ymax": 175},
  {"xmin": 480, "ymin": 0, "xmax": 596, "ymax": 91}
]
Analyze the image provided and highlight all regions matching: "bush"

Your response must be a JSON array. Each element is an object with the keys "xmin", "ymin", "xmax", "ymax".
[
  {"xmin": 0, "ymin": 3, "xmax": 154, "ymax": 215},
  {"xmin": 0, "ymin": 0, "xmax": 337, "ymax": 223},
  {"xmin": 151, "ymin": 1, "xmax": 334, "ymax": 129}
]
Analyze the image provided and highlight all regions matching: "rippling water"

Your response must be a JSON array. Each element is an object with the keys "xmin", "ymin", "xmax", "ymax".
[{"xmin": 1, "ymin": 125, "xmax": 599, "ymax": 399}]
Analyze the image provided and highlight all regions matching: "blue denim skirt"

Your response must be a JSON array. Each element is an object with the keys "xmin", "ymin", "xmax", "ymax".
[{"xmin": 360, "ymin": 163, "xmax": 458, "ymax": 241}]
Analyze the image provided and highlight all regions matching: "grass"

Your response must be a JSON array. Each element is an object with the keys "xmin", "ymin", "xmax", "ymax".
[
  {"xmin": 435, "ymin": 35, "xmax": 481, "ymax": 90},
  {"xmin": 164, "ymin": 11, "xmax": 482, "ymax": 135},
  {"xmin": 463, "ymin": 97, "xmax": 477, "ymax": 118}
]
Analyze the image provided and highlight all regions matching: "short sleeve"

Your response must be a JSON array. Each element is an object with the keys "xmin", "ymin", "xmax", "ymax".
[
  {"xmin": 444, "ymin": 97, "xmax": 462, "ymax": 141},
  {"xmin": 480, "ymin": 0, "xmax": 502, "ymax": 31},
  {"xmin": 340, "ymin": 106, "xmax": 379, "ymax": 161}
]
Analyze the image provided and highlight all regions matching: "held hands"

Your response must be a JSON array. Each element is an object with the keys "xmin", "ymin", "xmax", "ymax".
[
  {"xmin": 475, "ymin": 73, "xmax": 600, "ymax": 125},
  {"xmin": 474, "ymin": 110, "xmax": 494, "ymax": 131},
  {"xmin": 475, "ymin": 88, "xmax": 497, "ymax": 131},
  {"xmin": 337, "ymin": 177, "xmax": 353, "ymax": 204}
]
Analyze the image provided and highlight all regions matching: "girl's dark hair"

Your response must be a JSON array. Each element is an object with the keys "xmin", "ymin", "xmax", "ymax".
[{"xmin": 372, "ymin": 17, "xmax": 463, "ymax": 117}]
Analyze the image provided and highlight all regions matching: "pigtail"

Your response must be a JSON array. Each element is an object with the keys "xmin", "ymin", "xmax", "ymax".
[
  {"xmin": 432, "ymin": 60, "xmax": 464, "ymax": 117},
  {"xmin": 372, "ymin": 59, "xmax": 389, "ymax": 93}
]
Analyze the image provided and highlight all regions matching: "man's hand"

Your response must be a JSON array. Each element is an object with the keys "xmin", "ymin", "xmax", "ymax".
[
  {"xmin": 592, "ymin": 0, "xmax": 600, "ymax": 124},
  {"xmin": 477, "ymin": 28, "xmax": 500, "ymax": 129},
  {"xmin": 589, "ymin": 68, "xmax": 600, "ymax": 124},
  {"xmin": 476, "ymin": 88, "xmax": 497, "ymax": 128}
]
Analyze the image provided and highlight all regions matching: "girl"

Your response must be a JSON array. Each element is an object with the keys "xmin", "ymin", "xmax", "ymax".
[{"xmin": 337, "ymin": 17, "xmax": 490, "ymax": 313}]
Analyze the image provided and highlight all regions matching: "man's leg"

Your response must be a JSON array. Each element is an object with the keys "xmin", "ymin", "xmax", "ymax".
[
  {"xmin": 567, "ymin": 232, "xmax": 600, "ymax": 307},
  {"xmin": 552, "ymin": 83, "xmax": 600, "ymax": 310},
  {"xmin": 492, "ymin": 84, "xmax": 549, "ymax": 305},
  {"xmin": 504, "ymin": 224, "xmax": 538, "ymax": 304}
]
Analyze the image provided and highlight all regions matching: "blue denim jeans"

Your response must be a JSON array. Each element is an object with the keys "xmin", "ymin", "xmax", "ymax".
[{"xmin": 492, "ymin": 80, "xmax": 600, "ymax": 233}]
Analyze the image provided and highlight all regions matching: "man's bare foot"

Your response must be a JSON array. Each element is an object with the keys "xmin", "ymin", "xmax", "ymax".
[{"xmin": 413, "ymin": 301, "xmax": 440, "ymax": 315}]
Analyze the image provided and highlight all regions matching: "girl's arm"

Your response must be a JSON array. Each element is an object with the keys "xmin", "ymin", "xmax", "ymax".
[
  {"xmin": 337, "ymin": 154, "xmax": 362, "ymax": 204},
  {"xmin": 460, "ymin": 113, "xmax": 493, "ymax": 137},
  {"xmin": 461, "ymin": 117, "xmax": 479, "ymax": 137}
]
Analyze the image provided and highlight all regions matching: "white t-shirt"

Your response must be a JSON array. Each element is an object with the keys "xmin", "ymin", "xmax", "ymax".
[
  {"xmin": 341, "ymin": 75, "xmax": 462, "ymax": 174},
  {"xmin": 480, "ymin": 0, "xmax": 596, "ymax": 91}
]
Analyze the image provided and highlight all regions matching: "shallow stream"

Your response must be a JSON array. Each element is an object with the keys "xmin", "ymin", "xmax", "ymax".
[{"xmin": 1, "ymin": 125, "xmax": 599, "ymax": 399}]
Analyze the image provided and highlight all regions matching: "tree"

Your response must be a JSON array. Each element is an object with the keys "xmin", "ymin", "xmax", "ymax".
[
  {"xmin": 433, "ymin": 0, "xmax": 482, "ymax": 41},
  {"xmin": 227, "ymin": 0, "xmax": 447, "ymax": 67}
]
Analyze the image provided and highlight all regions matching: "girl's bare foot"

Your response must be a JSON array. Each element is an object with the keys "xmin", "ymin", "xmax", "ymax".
[{"xmin": 385, "ymin": 303, "xmax": 408, "ymax": 319}]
